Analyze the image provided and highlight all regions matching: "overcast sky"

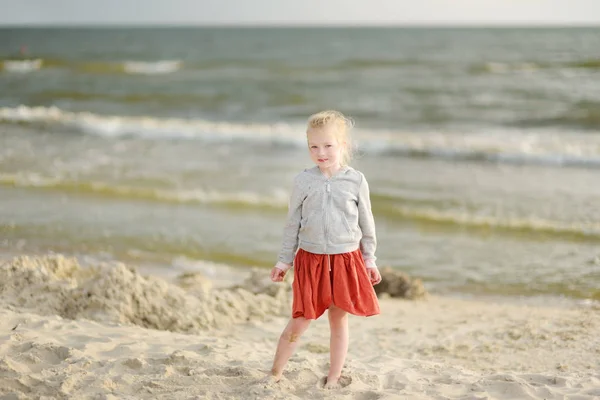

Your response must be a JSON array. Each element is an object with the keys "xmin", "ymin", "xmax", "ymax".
[{"xmin": 1, "ymin": 0, "xmax": 599, "ymax": 26}]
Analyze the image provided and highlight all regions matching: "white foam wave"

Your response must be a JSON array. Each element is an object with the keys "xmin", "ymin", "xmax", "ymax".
[
  {"xmin": 100, "ymin": 184, "xmax": 289, "ymax": 208},
  {"xmin": 0, "ymin": 105, "xmax": 304, "ymax": 145},
  {"xmin": 1, "ymin": 59, "xmax": 43, "ymax": 73},
  {"xmin": 0, "ymin": 172, "xmax": 290, "ymax": 208},
  {"xmin": 123, "ymin": 60, "xmax": 182, "ymax": 75},
  {"xmin": 357, "ymin": 128, "xmax": 600, "ymax": 167},
  {"xmin": 392, "ymin": 204, "xmax": 600, "ymax": 239},
  {"xmin": 483, "ymin": 62, "xmax": 541, "ymax": 73},
  {"xmin": 2, "ymin": 106, "xmax": 600, "ymax": 167}
]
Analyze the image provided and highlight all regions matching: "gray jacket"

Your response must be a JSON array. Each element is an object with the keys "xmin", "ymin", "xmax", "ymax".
[{"xmin": 277, "ymin": 165, "xmax": 377, "ymax": 267}]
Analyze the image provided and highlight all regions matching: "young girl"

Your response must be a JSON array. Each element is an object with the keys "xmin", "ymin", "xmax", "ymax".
[{"xmin": 266, "ymin": 110, "xmax": 382, "ymax": 389}]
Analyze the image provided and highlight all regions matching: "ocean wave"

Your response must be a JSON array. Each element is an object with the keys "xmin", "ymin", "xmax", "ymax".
[
  {"xmin": 567, "ymin": 58, "xmax": 600, "ymax": 69},
  {"xmin": 0, "ymin": 105, "xmax": 302, "ymax": 143},
  {"xmin": 334, "ymin": 58, "xmax": 422, "ymax": 69},
  {"xmin": 0, "ymin": 56, "xmax": 423, "ymax": 74},
  {"xmin": 4, "ymin": 56, "xmax": 599, "ymax": 77},
  {"xmin": 373, "ymin": 145, "xmax": 600, "ymax": 168},
  {"xmin": 31, "ymin": 89, "xmax": 304, "ymax": 108},
  {"xmin": 513, "ymin": 101, "xmax": 600, "ymax": 131},
  {"xmin": 470, "ymin": 62, "xmax": 544, "ymax": 74},
  {"xmin": 123, "ymin": 60, "xmax": 182, "ymax": 75},
  {"xmin": 2, "ymin": 172, "xmax": 599, "ymax": 242},
  {"xmin": 386, "ymin": 205, "xmax": 600, "ymax": 242},
  {"xmin": 0, "ymin": 173, "xmax": 289, "ymax": 210},
  {"xmin": 359, "ymin": 130, "xmax": 600, "ymax": 168},
  {"xmin": 2, "ymin": 106, "xmax": 600, "ymax": 168},
  {"xmin": 0, "ymin": 59, "xmax": 43, "ymax": 73},
  {"xmin": 0, "ymin": 58, "xmax": 183, "ymax": 75},
  {"xmin": 470, "ymin": 58, "xmax": 600, "ymax": 74},
  {"xmin": 30, "ymin": 90, "xmax": 233, "ymax": 109},
  {"xmin": 76, "ymin": 59, "xmax": 183, "ymax": 75}
]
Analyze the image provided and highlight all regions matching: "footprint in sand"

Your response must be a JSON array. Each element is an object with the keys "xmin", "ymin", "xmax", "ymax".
[{"xmin": 255, "ymin": 374, "xmax": 295, "ymax": 390}]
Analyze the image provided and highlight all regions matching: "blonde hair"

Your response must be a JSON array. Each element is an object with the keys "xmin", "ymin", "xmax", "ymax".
[{"xmin": 306, "ymin": 110, "xmax": 355, "ymax": 166}]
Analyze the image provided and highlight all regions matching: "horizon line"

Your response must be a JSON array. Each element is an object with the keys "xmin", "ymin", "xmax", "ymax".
[{"xmin": 1, "ymin": 21, "xmax": 600, "ymax": 29}]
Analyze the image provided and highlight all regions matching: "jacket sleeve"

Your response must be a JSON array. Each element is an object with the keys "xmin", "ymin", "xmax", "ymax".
[
  {"xmin": 357, "ymin": 173, "xmax": 377, "ymax": 268},
  {"xmin": 277, "ymin": 174, "xmax": 305, "ymax": 266}
]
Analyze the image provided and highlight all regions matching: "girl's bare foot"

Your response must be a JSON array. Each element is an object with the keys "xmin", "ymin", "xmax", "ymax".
[
  {"xmin": 320, "ymin": 375, "xmax": 352, "ymax": 390},
  {"xmin": 324, "ymin": 376, "xmax": 341, "ymax": 389}
]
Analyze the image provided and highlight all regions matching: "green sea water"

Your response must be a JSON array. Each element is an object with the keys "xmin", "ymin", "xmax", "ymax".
[{"xmin": 1, "ymin": 27, "xmax": 599, "ymax": 301}]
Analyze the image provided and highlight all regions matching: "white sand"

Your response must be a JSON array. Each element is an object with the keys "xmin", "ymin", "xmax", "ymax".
[{"xmin": 1, "ymin": 255, "xmax": 599, "ymax": 400}]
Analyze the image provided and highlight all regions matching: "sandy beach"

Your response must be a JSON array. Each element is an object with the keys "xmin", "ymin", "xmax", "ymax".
[{"xmin": 1, "ymin": 255, "xmax": 598, "ymax": 400}]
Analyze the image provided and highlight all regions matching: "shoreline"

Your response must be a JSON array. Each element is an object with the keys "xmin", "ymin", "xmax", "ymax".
[{"xmin": 1, "ymin": 249, "xmax": 596, "ymax": 307}]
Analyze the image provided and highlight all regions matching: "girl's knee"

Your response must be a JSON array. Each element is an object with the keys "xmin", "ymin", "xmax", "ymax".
[
  {"xmin": 328, "ymin": 305, "xmax": 347, "ymax": 319},
  {"xmin": 282, "ymin": 318, "xmax": 310, "ymax": 341},
  {"xmin": 281, "ymin": 330, "xmax": 302, "ymax": 343},
  {"xmin": 282, "ymin": 327, "xmax": 305, "ymax": 342}
]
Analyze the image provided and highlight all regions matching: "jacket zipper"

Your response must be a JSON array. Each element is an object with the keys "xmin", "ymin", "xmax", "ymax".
[{"xmin": 324, "ymin": 181, "xmax": 331, "ymax": 253}]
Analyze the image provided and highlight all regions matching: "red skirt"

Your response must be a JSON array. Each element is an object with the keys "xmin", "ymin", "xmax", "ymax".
[{"xmin": 292, "ymin": 248, "xmax": 380, "ymax": 319}]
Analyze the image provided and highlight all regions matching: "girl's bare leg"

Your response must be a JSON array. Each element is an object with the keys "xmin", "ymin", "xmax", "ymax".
[
  {"xmin": 325, "ymin": 305, "xmax": 348, "ymax": 389},
  {"xmin": 267, "ymin": 316, "xmax": 312, "ymax": 381}
]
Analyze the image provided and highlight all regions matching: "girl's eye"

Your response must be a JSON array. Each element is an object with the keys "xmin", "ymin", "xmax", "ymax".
[
  {"xmin": 311, "ymin": 146, "xmax": 317, "ymax": 149},
  {"xmin": 326, "ymin": 145, "xmax": 332, "ymax": 148}
]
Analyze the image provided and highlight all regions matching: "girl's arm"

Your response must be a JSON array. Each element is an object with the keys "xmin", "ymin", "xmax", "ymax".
[
  {"xmin": 276, "ymin": 175, "xmax": 305, "ymax": 271},
  {"xmin": 357, "ymin": 173, "xmax": 377, "ymax": 268}
]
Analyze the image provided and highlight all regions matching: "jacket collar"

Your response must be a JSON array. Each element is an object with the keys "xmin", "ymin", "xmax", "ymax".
[{"xmin": 307, "ymin": 165, "xmax": 351, "ymax": 179}]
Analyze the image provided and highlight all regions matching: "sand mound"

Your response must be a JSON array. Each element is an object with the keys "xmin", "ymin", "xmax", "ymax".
[
  {"xmin": 0, "ymin": 255, "xmax": 291, "ymax": 333},
  {"xmin": 375, "ymin": 267, "xmax": 427, "ymax": 299}
]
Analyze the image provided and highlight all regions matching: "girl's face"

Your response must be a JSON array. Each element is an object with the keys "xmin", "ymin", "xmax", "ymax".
[{"xmin": 307, "ymin": 125, "xmax": 344, "ymax": 169}]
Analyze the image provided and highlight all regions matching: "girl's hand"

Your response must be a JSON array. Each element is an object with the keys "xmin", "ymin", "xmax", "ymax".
[
  {"xmin": 270, "ymin": 267, "xmax": 286, "ymax": 282},
  {"xmin": 368, "ymin": 268, "xmax": 382, "ymax": 285}
]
